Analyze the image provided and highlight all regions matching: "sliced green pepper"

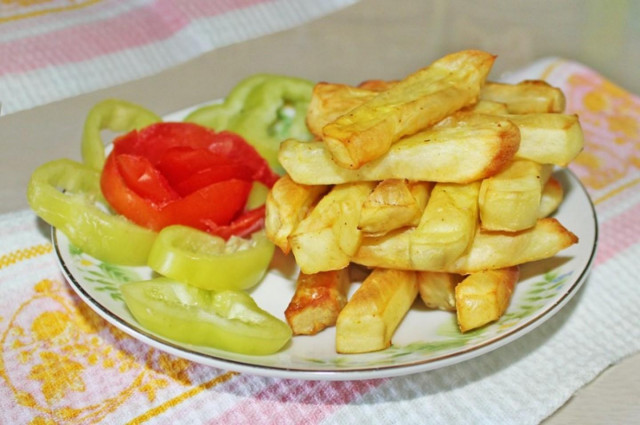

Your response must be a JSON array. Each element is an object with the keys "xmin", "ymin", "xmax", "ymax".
[
  {"xmin": 185, "ymin": 74, "xmax": 314, "ymax": 173},
  {"xmin": 147, "ymin": 225, "xmax": 275, "ymax": 292},
  {"xmin": 27, "ymin": 158, "xmax": 157, "ymax": 265},
  {"xmin": 121, "ymin": 278, "xmax": 292, "ymax": 355},
  {"xmin": 82, "ymin": 99, "xmax": 161, "ymax": 171}
]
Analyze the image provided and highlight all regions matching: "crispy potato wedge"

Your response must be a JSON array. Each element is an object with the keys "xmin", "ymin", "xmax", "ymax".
[
  {"xmin": 307, "ymin": 83, "xmax": 378, "ymax": 139},
  {"xmin": 322, "ymin": 50, "xmax": 495, "ymax": 169},
  {"xmin": 285, "ymin": 268, "xmax": 351, "ymax": 335},
  {"xmin": 455, "ymin": 266, "xmax": 519, "ymax": 332},
  {"xmin": 481, "ymin": 80, "xmax": 565, "ymax": 113},
  {"xmin": 353, "ymin": 218, "xmax": 578, "ymax": 273},
  {"xmin": 265, "ymin": 175, "xmax": 329, "ymax": 254},
  {"xmin": 336, "ymin": 268, "xmax": 418, "ymax": 353},
  {"xmin": 289, "ymin": 182, "xmax": 374, "ymax": 274},
  {"xmin": 357, "ymin": 79, "xmax": 397, "ymax": 91},
  {"xmin": 464, "ymin": 100, "xmax": 509, "ymax": 114},
  {"xmin": 479, "ymin": 159, "xmax": 553, "ymax": 231},
  {"xmin": 538, "ymin": 176, "xmax": 564, "ymax": 218},
  {"xmin": 417, "ymin": 271, "xmax": 461, "ymax": 311},
  {"xmin": 509, "ymin": 113, "xmax": 584, "ymax": 166},
  {"xmin": 410, "ymin": 182, "xmax": 481, "ymax": 270},
  {"xmin": 280, "ymin": 113, "xmax": 520, "ymax": 185},
  {"xmin": 359, "ymin": 180, "xmax": 432, "ymax": 236}
]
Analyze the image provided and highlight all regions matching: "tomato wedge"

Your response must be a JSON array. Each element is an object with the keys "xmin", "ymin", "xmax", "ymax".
[
  {"xmin": 121, "ymin": 278, "xmax": 292, "ymax": 355},
  {"xmin": 100, "ymin": 122, "xmax": 279, "ymax": 238}
]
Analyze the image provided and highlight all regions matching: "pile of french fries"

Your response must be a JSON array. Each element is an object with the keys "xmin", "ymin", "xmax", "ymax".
[{"xmin": 265, "ymin": 50, "xmax": 581, "ymax": 354}]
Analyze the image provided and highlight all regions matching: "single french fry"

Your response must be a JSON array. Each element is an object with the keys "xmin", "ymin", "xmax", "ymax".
[
  {"xmin": 358, "ymin": 180, "xmax": 432, "ymax": 236},
  {"xmin": 538, "ymin": 176, "xmax": 564, "ymax": 218},
  {"xmin": 464, "ymin": 99, "xmax": 509, "ymax": 114},
  {"xmin": 480, "ymin": 80, "xmax": 565, "ymax": 113},
  {"xmin": 353, "ymin": 218, "xmax": 578, "ymax": 274},
  {"xmin": 509, "ymin": 113, "xmax": 584, "ymax": 166},
  {"xmin": 289, "ymin": 182, "xmax": 374, "ymax": 274},
  {"xmin": 285, "ymin": 268, "xmax": 351, "ymax": 335},
  {"xmin": 280, "ymin": 113, "xmax": 520, "ymax": 185},
  {"xmin": 307, "ymin": 83, "xmax": 378, "ymax": 139},
  {"xmin": 336, "ymin": 268, "xmax": 418, "ymax": 353},
  {"xmin": 479, "ymin": 159, "xmax": 553, "ymax": 231},
  {"xmin": 410, "ymin": 182, "xmax": 481, "ymax": 270},
  {"xmin": 265, "ymin": 175, "xmax": 329, "ymax": 254},
  {"xmin": 417, "ymin": 271, "xmax": 461, "ymax": 311},
  {"xmin": 357, "ymin": 79, "xmax": 397, "ymax": 91},
  {"xmin": 455, "ymin": 266, "xmax": 519, "ymax": 332},
  {"xmin": 322, "ymin": 50, "xmax": 495, "ymax": 169}
]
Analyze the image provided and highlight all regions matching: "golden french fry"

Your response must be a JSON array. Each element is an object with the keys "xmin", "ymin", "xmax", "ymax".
[
  {"xmin": 455, "ymin": 266, "xmax": 519, "ymax": 332},
  {"xmin": 417, "ymin": 271, "xmax": 461, "ymax": 311},
  {"xmin": 481, "ymin": 80, "xmax": 565, "ymax": 113},
  {"xmin": 280, "ymin": 113, "xmax": 520, "ymax": 185},
  {"xmin": 353, "ymin": 218, "xmax": 578, "ymax": 273},
  {"xmin": 357, "ymin": 79, "xmax": 397, "ymax": 91},
  {"xmin": 265, "ymin": 175, "xmax": 329, "ymax": 254},
  {"xmin": 322, "ymin": 50, "xmax": 496, "ymax": 169},
  {"xmin": 336, "ymin": 268, "xmax": 418, "ymax": 353},
  {"xmin": 479, "ymin": 159, "xmax": 553, "ymax": 231},
  {"xmin": 285, "ymin": 268, "xmax": 351, "ymax": 335},
  {"xmin": 509, "ymin": 113, "xmax": 584, "ymax": 166},
  {"xmin": 358, "ymin": 180, "xmax": 432, "ymax": 236},
  {"xmin": 306, "ymin": 83, "xmax": 378, "ymax": 139},
  {"xmin": 289, "ymin": 182, "xmax": 374, "ymax": 274},
  {"xmin": 464, "ymin": 100, "xmax": 509, "ymax": 114},
  {"xmin": 538, "ymin": 176, "xmax": 564, "ymax": 218},
  {"xmin": 410, "ymin": 182, "xmax": 481, "ymax": 270}
]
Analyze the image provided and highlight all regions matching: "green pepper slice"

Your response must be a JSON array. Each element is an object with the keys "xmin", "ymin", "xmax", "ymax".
[
  {"xmin": 185, "ymin": 74, "xmax": 314, "ymax": 173},
  {"xmin": 147, "ymin": 225, "xmax": 275, "ymax": 292},
  {"xmin": 121, "ymin": 278, "xmax": 292, "ymax": 355},
  {"xmin": 82, "ymin": 99, "xmax": 161, "ymax": 171},
  {"xmin": 26, "ymin": 158, "xmax": 157, "ymax": 265}
]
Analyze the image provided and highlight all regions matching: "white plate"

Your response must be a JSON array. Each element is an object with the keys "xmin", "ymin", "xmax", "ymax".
[{"xmin": 53, "ymin": 166, "xmax": 597, "ymax": 381}]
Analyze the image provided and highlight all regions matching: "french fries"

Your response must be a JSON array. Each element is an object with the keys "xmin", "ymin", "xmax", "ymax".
[
  {"xmin": 479, "ymin": 159, "xmax": 553, "ymax": 231},
  {"xmin": 358, "ymin": 179, "xmax": 432, "ymax": 236},
  {"xmin": 285, "ymin": 269, "xmax": 350, "ymax": 335},
  {"xmin": 322, "ymin": 50, "xmax": 495, "ymax": 169},
  {"xmin": 417, "ymin": 271, "xmax": 461, "ymax": 311},
  {"xmin": 410, "ymin": 182, "xmax": 481, "ymax": 270},
  {"xmin": 538, "ymin": 176, "xmax": 564, "ymax": 218},
  {"xmin": 289, "ymin": 182, "xmax": 374, "ymax": 274},
  {"xmin": 336, "ymin": 268, "xmax": 418, "ymax": 353},
  {"xmin": 455, "ymin": 267, "xmax": 520, "ymax": 332},
  {"xmin": 265, "ymin": 50, "xmax": 582, "ymax": 353},
  {"xmin": 265, "ymin": 175, "xmax": 329, "ymax": 254},
  {"xmin": 280, "ymin": 113, "xmax": 520, "ymax": 185},
  {"xmin": 480, "ymin": 80, "xmax": 566, "ymax": 113},
  {"xmin": 353, "ymin": 217, "xmax": 577, "ymax": 273}
]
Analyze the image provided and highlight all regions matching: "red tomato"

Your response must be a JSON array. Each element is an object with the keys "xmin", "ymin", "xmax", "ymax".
[{"xmin": 100, "ymin": 122, "xmax": 278, "ymax": 238}]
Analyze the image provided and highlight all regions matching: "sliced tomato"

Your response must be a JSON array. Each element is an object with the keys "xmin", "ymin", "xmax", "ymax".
[
  {"xmin": 101, "ymin": 122, "xmax": 277, "ymax": 238},
  {"xmin": 115, "ymin": 154, "xmax": 179, "ymax": 205}
]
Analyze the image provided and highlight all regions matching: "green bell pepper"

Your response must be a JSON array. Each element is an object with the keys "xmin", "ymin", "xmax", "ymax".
[
  {"xmin": 26, "ymin": 158, "xmax": 157, "ymax": 265},
  {"xmin": 82, "ymin": 99, "xmax": 161, "ymax": 171},
  {"xmin": 185, "ymin": 74, "xmax": 314, "ymax": 174},
  {"xmin": 147, "ymin": 225, "xmax": 275, "ymax": 292},
  {"xmin": 121, "ymin": 278, "xmax": 292, "ymax": 355}
]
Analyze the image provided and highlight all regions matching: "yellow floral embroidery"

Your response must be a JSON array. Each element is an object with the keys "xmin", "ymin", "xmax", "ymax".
[
  {"xmin": 0, "ymin": 244, "xmax": 52, "ymax": 270},
  {"xmin": 29, "ymin": 351, "xmax": 86, "ymax": 403}
]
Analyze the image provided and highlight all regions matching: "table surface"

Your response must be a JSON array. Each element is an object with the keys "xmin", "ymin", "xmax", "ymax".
[{"xmin": 1, "ymin": 1, "xmax": 638, "ymax": 423}]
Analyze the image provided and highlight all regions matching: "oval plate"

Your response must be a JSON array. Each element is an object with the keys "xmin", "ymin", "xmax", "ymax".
[{"xmin": 53, "ymin": 165, "xmax": 597, "ymax": 381}]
